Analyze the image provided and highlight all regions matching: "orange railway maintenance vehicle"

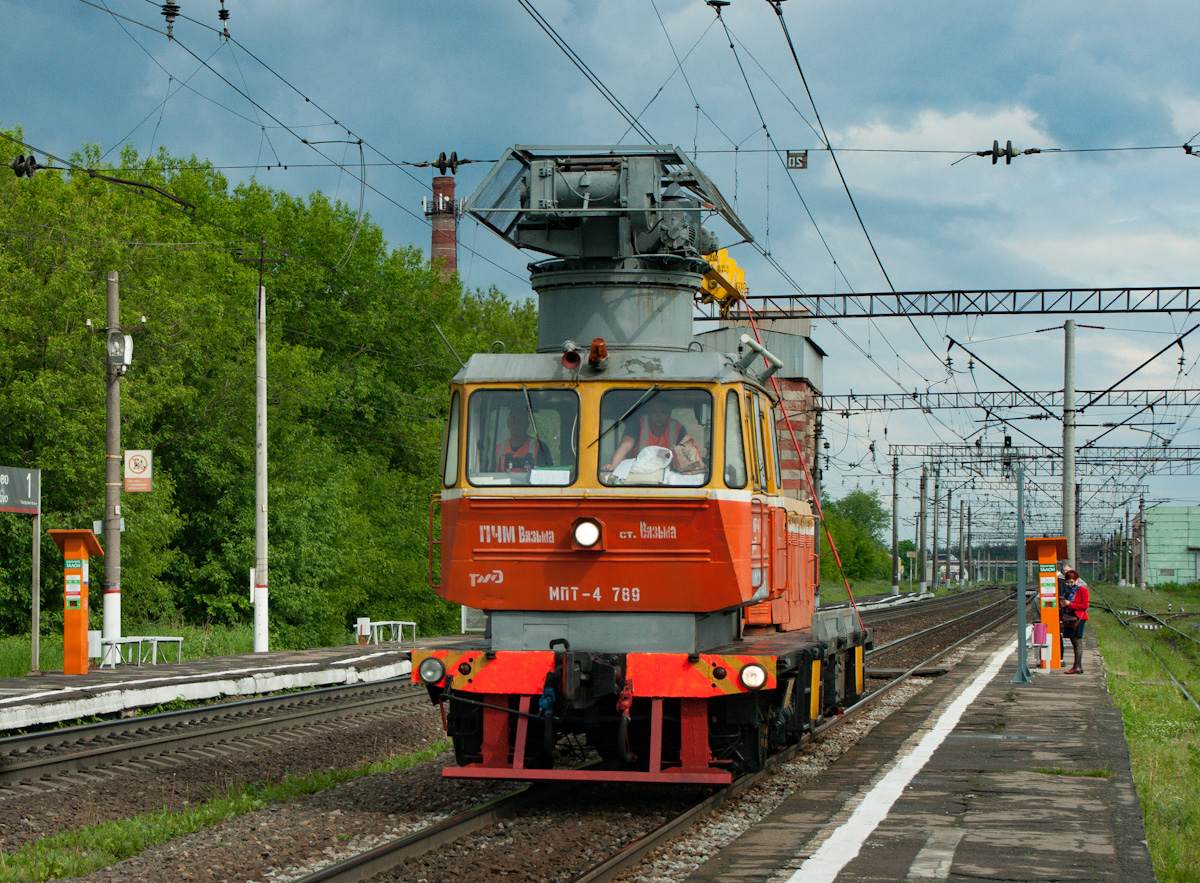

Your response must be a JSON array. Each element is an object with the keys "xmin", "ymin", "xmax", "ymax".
[{"xmin": 412, "ymin": 146, "xmax": 870, "ymax": 784}]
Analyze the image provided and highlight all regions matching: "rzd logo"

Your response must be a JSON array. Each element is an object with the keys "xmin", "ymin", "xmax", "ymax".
[{"xmin": 469, "ymin": 570, "xmax": 504, "ymax": 587}]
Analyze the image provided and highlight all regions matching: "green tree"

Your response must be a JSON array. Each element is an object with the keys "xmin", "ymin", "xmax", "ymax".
[
  {"xmin": 0, "ymin": 125, "xmax": 535, "ymax": 644},
  {"xmin": 819, "ymin": 487, "xmax": 892, "ymax": 583}
]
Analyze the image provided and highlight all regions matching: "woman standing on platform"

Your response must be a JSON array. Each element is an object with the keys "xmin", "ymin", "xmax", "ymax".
[
  {"xmin": 1062, "ymin": 567, "xmax": 1089, "ymax": 674},
  {"xmin": 1058, "ymin": 568, "xmax": 1074, "ymax": 661}
]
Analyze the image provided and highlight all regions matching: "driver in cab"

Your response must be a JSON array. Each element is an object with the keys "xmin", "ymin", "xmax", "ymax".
[
  {"xmin": 495, "ymin": 409, "xmax": 553, "ymax": 473},
  {"xmin": 603, "ymin": 397, "xmax": 687, "ymax": 472}
]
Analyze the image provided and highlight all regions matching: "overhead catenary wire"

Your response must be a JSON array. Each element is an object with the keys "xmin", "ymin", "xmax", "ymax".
[{"xmin": 76, "ymin": 0, "xmax": 531, "ymax": 289}]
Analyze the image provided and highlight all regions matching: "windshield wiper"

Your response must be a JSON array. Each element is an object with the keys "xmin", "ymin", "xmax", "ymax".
[{"xmin": 590, "ymin": 384, "xmax": 661, "ymax": 448}]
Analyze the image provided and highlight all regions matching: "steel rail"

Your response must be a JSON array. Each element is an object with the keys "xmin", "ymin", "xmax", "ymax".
[
  {"xmin": 867, "ymin": 595, "xmax": 1013, "ymax": 657},
  {"xmin": 571, "ymin": 604, "xmax": 1018, "ymax": 883},
  {"xmin": 0, "ymin": 680, "xmax": 424, "ymax": 786},
  {"xmin": 294, "ymin": 603, "xmax": 1018, "ymax": 883},
  {"xmin": 1114, "ymin": 604, "xmax": 1200, "ymax": 650},
  {"xmin": 293, "ymin": 774, "xmax": 599, "ymax": 883},
  {"xmin": 854, "ymin": 587, "xmax": 1008, "ymax": 625},
  {"xmin": 1099, "ymin": 600, "xmax": 1200, "ymax": 714},
  {"xmin": 836, "ymin": 604, "xmax": 1017, "ymax": 728},
  {"xmin": 293, "ymin": 783, "xmax": 558, "ymax": 883}
]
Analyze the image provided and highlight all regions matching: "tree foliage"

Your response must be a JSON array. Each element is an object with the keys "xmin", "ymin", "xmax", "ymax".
[
  {"xmin": 818, "ymin": 487, "xmax": 893, "ymax": 583},
  {"xmin": 0, "ymin": 127, "xmax": 536, "ymax": 644}
]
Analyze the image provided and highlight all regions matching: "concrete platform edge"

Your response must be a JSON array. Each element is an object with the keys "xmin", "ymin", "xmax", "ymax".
[{"xmin": 0, "ymin": 660, "xmax": 412, "ymax": 731}]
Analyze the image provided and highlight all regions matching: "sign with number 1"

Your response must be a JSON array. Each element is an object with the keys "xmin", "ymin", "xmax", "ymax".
[{"xmin": 0, "ymin": 465, "xmax": 39, "ymax": 514}]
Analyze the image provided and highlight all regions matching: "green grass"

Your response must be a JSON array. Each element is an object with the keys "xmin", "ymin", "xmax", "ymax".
[
  {"xmin": 1033, "ymin": 767, "xmax": 1114, "ymax": 778},
  {"xmin": 0, "ymin": 633, "xmax": 64, "ymax": 679},
  {"xmin": 0, "ymin": 739, "xmax": 450, "ymax": 882},
  {"xmin": 0, "ymin": 622, "xmax": 257, "ymax": 679},
  {"xmin": 1091, "ymin": 583, "xmax": 1200, "ymax": 883}
]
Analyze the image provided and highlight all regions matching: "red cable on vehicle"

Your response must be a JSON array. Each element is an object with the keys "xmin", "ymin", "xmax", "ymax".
[{"xmin": 743, "ymin": 304, "xmax": 866, "ymax": 634}]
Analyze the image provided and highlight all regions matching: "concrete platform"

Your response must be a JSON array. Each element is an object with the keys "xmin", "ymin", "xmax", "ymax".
[
  {"xmin": 0, "ymin": 644, "xmax": 413, "ymax": 732},
  {"xmin": 688, "ymin": 631, "xmax": 1155, "ymax": 882}
]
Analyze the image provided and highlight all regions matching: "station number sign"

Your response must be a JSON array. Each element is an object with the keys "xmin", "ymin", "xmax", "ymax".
[{"xmin": 0, "ymin": 466, "xmax": 39, "ymax": 514}]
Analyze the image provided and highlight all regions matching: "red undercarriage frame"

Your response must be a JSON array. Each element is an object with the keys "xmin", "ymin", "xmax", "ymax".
[{"xmin": 442, "ymin": 694, "xmax": 732, "ymax": 785}]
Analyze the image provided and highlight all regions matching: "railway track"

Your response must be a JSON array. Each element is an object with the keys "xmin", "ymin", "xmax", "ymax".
[
  {"xmin": 288, "ymin": 596, "xmax": 1019, "ymax": 883},
  {"xmin": 866, "ymin": 591, "xmax": 1014, "ymax": 665},
  {"xmin": 0, "ymin": 679, "xmax": 426, "ymax": 794},
  {"xmin": 1098, "ymin": 598, "xmax": 1200, "ymax": 713}
]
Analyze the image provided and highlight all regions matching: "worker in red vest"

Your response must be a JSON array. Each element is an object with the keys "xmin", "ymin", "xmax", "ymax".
[
  {"xmin": 495, "ymin": 409, "xmax": 553, "ymax": 472},
  {"xmin": 604, "ymin": 396, "xmax": 686, "ymax": 472}
]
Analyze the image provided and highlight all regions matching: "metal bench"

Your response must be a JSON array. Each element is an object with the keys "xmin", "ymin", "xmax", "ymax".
[
  {"xmin": 355, "ymin": 619, "xmax": 417, "ymax": 644},
  {"xmin": 146, "ymin": 636, "xmax": 184, "ymax": 664},
  {"xmin": 95, "ymin": 635, "xmax": 183, "ymax": 667}
]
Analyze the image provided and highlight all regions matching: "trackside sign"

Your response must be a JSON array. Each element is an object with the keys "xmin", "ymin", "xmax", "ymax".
[{"xmin": 0, "ymin": 466, "xmax": 39, "ymax": 514}]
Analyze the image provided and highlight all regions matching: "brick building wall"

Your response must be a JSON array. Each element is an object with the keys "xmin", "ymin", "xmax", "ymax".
[{"xmin": 775, "ymin": 377, "xmax": 820, "ymax": 507}]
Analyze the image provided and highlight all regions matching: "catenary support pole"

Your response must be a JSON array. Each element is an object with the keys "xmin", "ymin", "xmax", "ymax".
[
  {"xmin": 103, "ymin": 271, "xmax": 121, "ymax": 644},
  {"xmin": 1080, "ymin": 479, "xmax": 1089, "ymax": 568},
  {"xmin": 918, "ymin": 466, "xmax": 927, "ymax": 593},
  {"xmin": 1139, "ymin": 496, "xmax": 1147, "ymax": 590},
  {"xmin": 931, "ymin": 468, "xmax": 940, "ymax": 590},
  {"xmin": 946, "ymin": 487, "xmax": 953, "ymax": 589},
  {"xmin": 1123, "ymin": 508, "xmax": 1130, "ymax": 586},
  {"xmin": 957, "ymin": 498, "xmax": 964, "ymax": 587},
  {"xmin": 1063, "ymin": 319, "xmax": 1076, "ymax": 564},
  {"xmin": 966, "ymin": 504, "xmax": 972, "ymax": 586},
  {"xmin": 235, "ymin": 240, "xmax": 282, "ymax": 653},
  {"xmin": 30, "ymin": 471, "xmax": 40, "ymax": 674},
  {"xmin": 255, "ymin": 282, "xmax": 269, "ymax": 651},
  {"xmin": 891, "ymin": 457, "xmax": 900, "ymax": 596}
]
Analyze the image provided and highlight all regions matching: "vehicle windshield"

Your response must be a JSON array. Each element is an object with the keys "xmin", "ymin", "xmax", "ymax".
[
  {"xmin": 598, "ymin": 388, "xmax": 712, "ymax": 487},
  {"xmin": 466, "ymin": 389, "xmax": 579, "ymax": 486}
]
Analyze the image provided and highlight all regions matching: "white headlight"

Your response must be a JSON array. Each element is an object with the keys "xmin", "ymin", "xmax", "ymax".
[
  {"xmin": 417, "ymin": 656, "xmax": 447, "ymax": 685},
  {"xmin": 739, "ymin": 663, "xmax": 768, "ymax": 690},
  {"xmin": 573, "ymin": 519, "xmax": 601, "ymax": 548}
]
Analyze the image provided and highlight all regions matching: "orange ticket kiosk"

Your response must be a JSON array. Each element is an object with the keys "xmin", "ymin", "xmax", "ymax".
[
  {"xmin": 1025, "ymin": 536, "xmax": 1068, "ymax": 670},
  {"xmin": 49, "ymin": 529, "xmax": 103, "ymax": 675}
]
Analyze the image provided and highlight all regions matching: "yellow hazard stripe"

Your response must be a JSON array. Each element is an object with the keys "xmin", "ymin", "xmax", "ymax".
[{"xmin": 810, "ymin": 660, "xmax": 821, "ymax": 720}]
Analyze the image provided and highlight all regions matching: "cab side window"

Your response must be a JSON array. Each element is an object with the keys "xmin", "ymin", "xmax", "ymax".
[
  {"xmin": 748, "ymin": 393, "xmax": 769, "ymax": 491},
  {"xmin": 441, "ymin": 389, "xmax": 461, "ymax": 487},
  {"xmin": 723, "ymin": 390, "xmax": 747, "ymax": 488}
]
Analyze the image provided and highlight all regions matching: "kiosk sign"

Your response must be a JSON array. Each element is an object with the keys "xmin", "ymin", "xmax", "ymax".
[
  {"xmin": 1038, "ymin": 562, "xmax": 1058, "ymax": 608},
  {"xmin": 0, "ymin": 465, "xmax": 39, "ymax": 514}
]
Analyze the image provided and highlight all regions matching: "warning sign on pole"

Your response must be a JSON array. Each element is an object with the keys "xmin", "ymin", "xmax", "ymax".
[{"xmin": 124, "ymin": 450, "xmax": 153, "ymax": 492}]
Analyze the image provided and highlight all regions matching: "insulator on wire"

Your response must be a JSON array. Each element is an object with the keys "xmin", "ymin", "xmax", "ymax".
[
  {"xmin": 433, "ymin": 151, "xmax": 460, "ymax": 175},
  {"xmin": 161, "ymin": 3, "xmax": 180, "ymax": 38},
  {"xmin": 218, "ymin": 0, "xmax": 230, "ymax": 37},
  {"xmin": 8, "ymin": 154, "xmax": 42, "ymax": 177}
]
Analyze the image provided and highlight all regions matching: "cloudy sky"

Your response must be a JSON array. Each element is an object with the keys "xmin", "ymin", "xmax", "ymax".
[{"xmin": 3, "ymin": 1, "xmax": 1199, "ymax": 549}]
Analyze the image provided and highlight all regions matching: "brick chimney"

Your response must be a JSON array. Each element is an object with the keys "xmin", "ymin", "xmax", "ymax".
[{"xmin": 428, "ymin": 176, "xmax": 457, "ymax": 279}]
